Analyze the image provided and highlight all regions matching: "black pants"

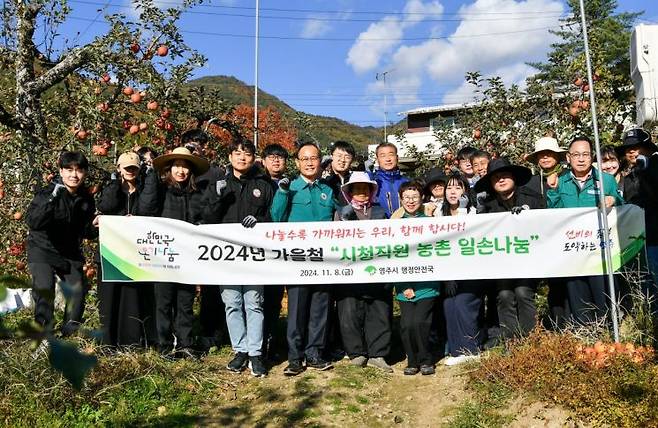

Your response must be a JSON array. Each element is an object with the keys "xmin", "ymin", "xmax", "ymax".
[
  {"xmin": 199, "ymin": 285, "xmax": 226, "ymax": 345},
  {"xmin": 262, "ymin": 285, "xmax": 285, "ymax": 356},
  {"xmin": 496, "ymin": 279, "xmax": 537, "ymax": 339},
  {"xmin": 286, "ymin": 285, "xmax": 329, "ymax": 362},
  {"xmin": 154, "ymin": 282, "xmax": 196, "ymax": 349},
  {"xmin": 336, "ymin": 295, "xmax": 391, "ymax": 358},
  {"xmin": 399, "ymin": 299, "xmax": 434, "ymax": 368},
  {"xmin": 546, "ymin": 278, "xmax": 570, "ymax": 330},
  {"xmin": 444, "ymin": 282, "xmax": 483, "ymax": 356},
  {"xmin": 98, "ymin": 281, "xmax": 157, "ymax": 347},
  {"xmin": 566, "ymin": 275, "xmax": 607, "ymax": 325},
  {"xmin": 29, "ymin": 260, "xmax": 87, "ymax": 336}
]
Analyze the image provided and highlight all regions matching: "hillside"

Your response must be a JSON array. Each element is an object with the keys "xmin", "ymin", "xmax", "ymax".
[{"xmin": 187, "ymin": 75, "xmax": 401, "ymax": 152}]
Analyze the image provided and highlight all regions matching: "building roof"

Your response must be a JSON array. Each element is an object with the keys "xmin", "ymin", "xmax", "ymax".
[{"xmin": 399, "ymin": 101, "xmax": 480, "ymax": 116}]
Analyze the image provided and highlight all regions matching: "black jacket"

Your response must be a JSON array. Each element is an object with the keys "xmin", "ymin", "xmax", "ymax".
[
  {"xmin": 477, "ymin": 185, "xmax": 545, "ymax": 214},
  {"xmin": 621, "ymin": 154, "xmax": 658, "ymax": 244},
  {"xmin": 325, "ymin": 172, "xmax": 351, "ymax": 207},
  {"xmin": 97, "ymin": 179, "xmax": 141, "ymax": 216},
  {"xmin": 137, "ymin": 169, "xmax": 206, "ymax": 224},
  {"xmin": 26, "ymin": 183, "xmax": 97, "ymax": 267},
  {"xmin": 202, "ymin": 165, "xmax": 274, "ymax": 224},
  {"xmin": 526, "ymin": 169, "xmax": 568, "ymax": 202}
]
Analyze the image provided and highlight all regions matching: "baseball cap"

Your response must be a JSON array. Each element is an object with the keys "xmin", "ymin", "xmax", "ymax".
[{"xmin": 117, "ymin": 152, "xmax": 141, "ymax": 168}]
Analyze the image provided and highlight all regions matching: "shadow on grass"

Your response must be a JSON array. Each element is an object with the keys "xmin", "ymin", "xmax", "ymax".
[{"xmin": 201, "ymin": 375, "xmax": 325, "ymax": 427}]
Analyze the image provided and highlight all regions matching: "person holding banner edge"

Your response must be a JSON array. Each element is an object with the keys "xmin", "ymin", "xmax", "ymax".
[
  {"xmin": 139, "ymin": 146, "xmax": 210, "ymax": 359},
  {"xmin": 202, "ymin": 138, "xmax": 274, "ymax": 377},
  {"xmin": 271, "ymin": 141, "xmax": 337, "ymax": 376},
  {"xmin": 546, "ymin": 136, "xmax": 624, "ymax": 325},
  {"xmin": 96, "ymin": 151, "xmax": 157, "ymax": 348}
]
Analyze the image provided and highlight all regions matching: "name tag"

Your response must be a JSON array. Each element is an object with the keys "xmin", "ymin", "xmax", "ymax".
[{"xmin": 587, "ymin": 189, "xmax": 600, "ymax": 195}]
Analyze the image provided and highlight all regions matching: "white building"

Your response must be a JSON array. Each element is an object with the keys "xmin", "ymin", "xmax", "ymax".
[{"xmin": 368, "ymin": 102, "xmax": 476, "ymax": 166}]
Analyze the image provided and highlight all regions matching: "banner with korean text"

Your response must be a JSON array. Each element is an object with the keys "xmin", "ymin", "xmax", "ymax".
[{"xmin": 99, "ymin": 206, "xmax": 645, "ymax": 285}]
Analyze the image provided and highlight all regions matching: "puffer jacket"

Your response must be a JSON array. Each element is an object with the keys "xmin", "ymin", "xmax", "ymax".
[
  {"xmin": 202, "ymin": 165, "xmax": 274, "ymax": 224},
  {"xmin": 137, "ymin": 169, "xmax": 206, "ymax": 224},
  {"xmin": 369, "ymin": 169, "xmax": 407, "ymax": 217},
  {"xmin": 26, "ymin": 182, "xmax": 97, "ymax": 267}
]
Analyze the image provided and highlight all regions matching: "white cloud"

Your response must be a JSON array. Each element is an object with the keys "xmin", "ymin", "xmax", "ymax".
[
  {"xmin": 349, "ymin": 0, "xmax": 565, "ymax": 112},
  {"xmin": 346, "ymin": 0, "xmax": 445, "ymax": 74},
  {"xmin": 301, "ymin": 18, "xmax": 332, "ymax": 38}
]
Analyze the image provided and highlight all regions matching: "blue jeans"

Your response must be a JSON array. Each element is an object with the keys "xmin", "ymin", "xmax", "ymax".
[{"xmin": 221, "ymin": 285, "xmax": 264, "ymax": 356}]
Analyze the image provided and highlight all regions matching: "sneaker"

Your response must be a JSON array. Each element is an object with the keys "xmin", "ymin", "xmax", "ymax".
[
  {"xmin": 403, "ymin": 366, "xmax": 419, "ymax": 376},
  {"xmin": 443, "ymin": 354, "xmax": 481, "ymax": 366},
  {"xmin": 249, "ymin": 356, "xmax": 268, "ymax": 377},
  {"xmin": 420, "ymin": 364, "xmax": 435, "ymax": 375},
  {"xmin": 283, "ymin": 360, "xmax": 305, "ymax": 376},
  {"xmin": 367, "ymin": 357, "xmax": 393, "ymax": 373},
  {"xmin": 227, "ymin": 352, "xmax": 249, "ymax": 372},
  {"xmin": 350, "ymin": 356, "xmax": 368, "ymax": 367},
  {"xmin": 306, "ymin": 358, "xmax": 333, "ymax": 371}
]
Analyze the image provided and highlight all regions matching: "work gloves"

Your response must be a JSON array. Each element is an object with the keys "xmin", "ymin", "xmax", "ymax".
[
  {"xmin": 278, "ymin": 177, "xmax": 290, "ymax": 192},
  {"xmin": 241, "ymin": 215, "xmax": 258, "ymax": 228}
]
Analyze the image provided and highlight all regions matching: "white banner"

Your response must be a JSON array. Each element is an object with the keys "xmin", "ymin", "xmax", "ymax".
[{"xmin": 99, "ymin": 206, "xmax": 645, "ymax": 285}]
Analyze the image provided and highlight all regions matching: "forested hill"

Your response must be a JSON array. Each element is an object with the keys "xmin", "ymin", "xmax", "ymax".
[{"xmin": 188, "ymin": 75, "xmax": 402, "ymax": 151}]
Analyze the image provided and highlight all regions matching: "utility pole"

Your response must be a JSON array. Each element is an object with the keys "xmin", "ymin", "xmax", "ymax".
[
  {"xmin": 578, "ymin": 0, "xmax": 620, "ymax": 342},
  {"xmin": 376, "ymin": 69, "xmax": 393, "ymax": 143},
  {"xmin": 253, "ymin": 0, "xmax": 260, "ymax": 150}
]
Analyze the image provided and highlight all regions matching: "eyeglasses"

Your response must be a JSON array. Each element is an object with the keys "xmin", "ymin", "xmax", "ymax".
[
  {"xmin": 333, "ymin": 154, "xmax": 353, "ymax": 161},
  {"xmin": 298, "ymin": 156, "xmax": 320, "ymax": 163},
  {"xmin": 266, "ymin": 154, "xmax": 285, "ymax": 161},
  {"xmin": 569, "ymin": 152, "xmax": 591, "ymax": 159},
  {"xmin": 402, "ymin": 196, "xmax": 421, "ymax": 202}
]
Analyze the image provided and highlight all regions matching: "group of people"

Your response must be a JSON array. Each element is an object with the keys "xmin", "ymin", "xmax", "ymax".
[{"xmin": 25, "ymin": 127, "xmax": 658, "ymax": 377}]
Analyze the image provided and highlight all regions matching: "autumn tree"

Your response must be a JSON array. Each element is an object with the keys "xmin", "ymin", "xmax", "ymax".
[
  {"xmin": 208, "ymin": 104, "xmax": 297, "ymax": 153},
  {"xmin": 430, "ymin": 0, "xmax": 643, "ymax": 169}
]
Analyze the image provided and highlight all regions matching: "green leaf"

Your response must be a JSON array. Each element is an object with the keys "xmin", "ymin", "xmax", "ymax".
[
  {"xmin": 0, "ymin": 275, "xmax": 30, "ymax": 289},
  {"xmin": 48, "ymin": 339, "xmax": 98, "ymax": 390}
]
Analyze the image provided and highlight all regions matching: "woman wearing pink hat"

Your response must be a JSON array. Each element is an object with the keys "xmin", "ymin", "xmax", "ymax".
[{"xmin": 97, "ymin": 151, "xmax": 158, "ymax": 348}]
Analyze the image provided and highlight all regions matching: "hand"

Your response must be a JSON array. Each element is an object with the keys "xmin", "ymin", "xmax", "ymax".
[
  {"xmin": 636, "ymin": 155, "xmax": 648, "ymax": 171},
  {"xmin": 443, "ymin": 281, "xmax": 458, "ymax": 297},
  {"xmin": 459, "ymin": 195, "xmax": 469, "ymax": 208},
  {"xmin": 92, "ymin": 215, "xmax": 100, "ymax": 228},
  {"xmin": 510, "ymin": 205, "xmax": 529, "ymax": 215},
  {"xmin": 424, "ymin": 202, "xmax": 437, "ymax": 217},
  {"xmin": 546, "ymin": 173, "xmax": 558, "ymax": 189},
  {"xmin": 340, "ymin": 204, "xmax": 355, "ymax": 221},
  {"xmin": 110, "ymin": 172, "xmax": 118, "ymax": 180},
  {"xmin": 278, "ymin": 177, "xmax": 290, "ymax": 192},
  {"xmin": 241, "ymin": 215, "xmax": 257, "ymax": 228},
  {"xmin": 403, "ymin": 288, "xmax": 415, "ymax": 300},
  {"xmin": 51, "ymin": 183, "xmax": 66, "ymax": 199},
  {"xmin": 604, "ymin": 196, "xmax": 615, "ymax": 208},
  {"xmin": 215, "ymin": 180, "xmax": 227, "ymax": 197}
]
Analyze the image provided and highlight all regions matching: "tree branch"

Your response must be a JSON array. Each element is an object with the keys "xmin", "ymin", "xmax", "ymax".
[{"xmin": 29, "ymin": 44, "xmax": 95, "ymax": 95}]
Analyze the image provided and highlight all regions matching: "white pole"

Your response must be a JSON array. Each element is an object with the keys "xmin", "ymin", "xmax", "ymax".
[
  {"xmin": 578, "ymin": 0, "xmax": 620, "ymax": 342},
  {"xmin": 254, "ymin": 0, "xmax": 260, "ymax": 150}
]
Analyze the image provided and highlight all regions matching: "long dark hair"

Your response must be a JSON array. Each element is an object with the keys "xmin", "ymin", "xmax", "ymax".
[
  {"xmin": 441, "ymin": 173, "xmax": 472, "ymax": 216},
  {"xmin": 163, "ymin": 160, "xmax": 198, "ymax": 192}
]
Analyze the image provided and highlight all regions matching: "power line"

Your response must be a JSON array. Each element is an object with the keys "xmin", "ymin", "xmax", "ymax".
[
  {"xmin": 67, "ymin": 0, "xmax": 569, "ymax": 17},
  {"xmin": 67, "ymin": 0, "xmax": 568, "ymax": 23},
  {"xmin": 67, "ymin": 16, "xmax": 560, "ymax": 41}
]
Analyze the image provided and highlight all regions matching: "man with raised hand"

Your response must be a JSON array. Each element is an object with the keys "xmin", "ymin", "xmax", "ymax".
[{"xmin": 271, "ymin": 141, "xmax": 337, "ymax": 376}]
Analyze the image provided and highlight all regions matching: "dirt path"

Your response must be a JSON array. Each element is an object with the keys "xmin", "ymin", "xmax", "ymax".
[{"xmin": 194, "ymin": 355, "xmax": 578, "ymax": 427}]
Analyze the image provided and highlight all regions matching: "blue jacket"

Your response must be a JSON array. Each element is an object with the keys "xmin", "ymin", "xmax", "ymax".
[
  {"xmin": 270, "ymin": 176, "xmax": 336, "ymax": 222},
  {"xmin": 546, "ymin": 168, "xmax": 623, "ymax": 208},
  {"xmin": 370, "ymin": 168, "xmax": 407, "ymax": 217}
]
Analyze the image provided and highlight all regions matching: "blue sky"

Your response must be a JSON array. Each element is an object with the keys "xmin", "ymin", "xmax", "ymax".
[{"xmin": 60, "ymin": 0, "xmax": 658, "ymax": 127}]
